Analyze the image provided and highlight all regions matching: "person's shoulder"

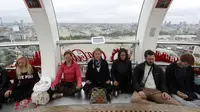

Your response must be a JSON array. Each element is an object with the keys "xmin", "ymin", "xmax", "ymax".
[
  {"xmin": 167, "ymin": 62, "xmax": 177, "ymax": 68},
  {"xmin": 73, "ymin": 61, "xmax": 80, "ymax": 67},
  {"xmin": 88, "ymin": 59, "xmax": 93, "ymax": 64},
  {"xmin": 112, "ymin": 59, "xmax": 118, "ymax": 64},
  {"xmin": 136, "ymin": 62, "xmax": 145, "ymax": 68},
  {"xmin": 102, "ymin": 59, "xmax": 109, "ymax": 64}
]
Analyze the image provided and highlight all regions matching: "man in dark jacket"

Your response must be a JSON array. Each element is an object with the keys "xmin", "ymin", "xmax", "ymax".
[
  {"xmin": 0, "ymin": 66, "xmax": 10, "ymax": 109},
  {"xmin": 165, "ymin": 53, "xmax": 200, "ymax": 107},
  {"xmin": 131, "ymin": 50, "xmax": 180, "ymax": 105}
]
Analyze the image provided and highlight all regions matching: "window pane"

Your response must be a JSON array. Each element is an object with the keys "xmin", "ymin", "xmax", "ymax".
[
  {"xmin": 157, "ymin": 0, "xmax": 200, "ymax": 70},
  {"xmin": 52, "ymin": 0, "xmax": 143, "ymax": 40},
  {"xmin": 0, "ymin": 0, "xmax": 37, "ymax": 43},
  {"xmin": 159, "ymin": 0, "xmax": 200, "ymax": 42},
  {"xmin": 0, "ymin": 46, "xmax": 39, "ymax": 67}
]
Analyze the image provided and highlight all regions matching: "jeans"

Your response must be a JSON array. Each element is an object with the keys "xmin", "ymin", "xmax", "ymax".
[{"xmin": 172, "ymin": 93, "xmax": 200, "ymax": 108}]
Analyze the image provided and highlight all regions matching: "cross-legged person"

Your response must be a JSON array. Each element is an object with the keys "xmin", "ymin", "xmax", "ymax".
[
  {"xmin": 83, "ymin": 48, "xmax": 112, "ymax": 101},
  {"xmin": 131, "ymin": 50, "xmax": 181, "ymax": 106},
  {"xmin": 165, "ymin": 53, "xmax": 200, "ymax": 108},
  {"xmin": 4, "ymin": 55, "xmax": 40, "ymax": 101},
  {"xmin": 0, "ymin": 67, "xmax": 10, "ymax": 109},
  {"xmin": 111, "ymin": 48, "xmax": 133, "ymax": 97},
  {"xmin": 51, "ymin": 50, "xmax": 82, "ymax": 98}
]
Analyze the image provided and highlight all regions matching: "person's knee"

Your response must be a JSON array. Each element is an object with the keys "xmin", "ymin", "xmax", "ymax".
[
  {"xmin": 105, "ymin": 84, "xmax": 113, "ymax": 93},
  {"xmin": 166, "ymin": 99, "xmax": 182, "ymax": 106},
  {"xmin": 83, "ymin": 83, "xmax": 92, "ymax": 92},
  {"xmin": 131, "ymin": 92, "xmax": 142, "ymax": 103}
]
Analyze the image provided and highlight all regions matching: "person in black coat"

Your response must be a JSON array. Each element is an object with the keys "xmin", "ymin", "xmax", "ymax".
[
  {"xmin": 83, "ymin": 48, "xmax": 112, "ymax": 99},
  {"xmin": 111, "ymin": 48, "xmax": 133, "ymax": 96},
  {"xmin": 165, "ymin": 53, "xmax": 200, "ymax": 107},
  {"xmin": 0, "ymin": 66, "xmax": 10, "ymax": 109},
  {"xmin": 131, "ymin": 50, "xmax": 180, "ymax": 105}
]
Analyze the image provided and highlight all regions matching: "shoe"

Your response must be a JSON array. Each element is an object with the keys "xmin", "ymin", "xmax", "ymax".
[
  {"xmin": 106, "ymin": 93, "xmax": 112, "ymax": 102},
  {"xmin": 0, "ymin": 103, "xmax": 2, "ymax": 109},
  {"xmin": 114, "ymin": 91, "xmax": 119, "ymax": 97},
  {"xmin": 74, "ymin": 92, "xmax": 81, "ymax": 97},
  {"xmin": 5, "ymin": 98, "xmax": 14, "ymax": 103},
  {"xmin": 52, "ymin": 93, "xmax": 63, "ymax": 99}
]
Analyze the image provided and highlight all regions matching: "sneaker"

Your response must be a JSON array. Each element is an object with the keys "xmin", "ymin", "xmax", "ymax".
[
  {"xmin": 114, "ymin": 91, "xmax": 119, "ymax": 97},
  {"xmin": 74, "ymin": 92, "xmax": 81, "ymax": 97},
  {"xmin": 0, "ymin": 103, "xmax": 2, "ymax": 109},
  {"xmin": 52, "ymin": 93, "xmax": 63, "ymax": 99}
]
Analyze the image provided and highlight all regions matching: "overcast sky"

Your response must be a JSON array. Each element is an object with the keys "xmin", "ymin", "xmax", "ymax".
[{"xmin": 0, "ymin": 0, "xmax": 199, "ymax": 23}]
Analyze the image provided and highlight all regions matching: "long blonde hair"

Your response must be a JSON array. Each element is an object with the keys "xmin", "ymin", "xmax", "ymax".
[{"xmin": 16, "ymin": 55, "xmax": 33, "ymax": 76}]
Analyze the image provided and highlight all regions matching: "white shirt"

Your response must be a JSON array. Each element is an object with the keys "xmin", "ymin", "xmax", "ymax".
[{"xmin": 142, "ymin": 64, "xmax": 156, "ymax": 89}]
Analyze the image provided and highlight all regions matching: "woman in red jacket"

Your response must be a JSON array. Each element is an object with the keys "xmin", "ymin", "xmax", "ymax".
[{"xmin": 51, "ymin": 50, "xmax": 82, "ymax": 97}]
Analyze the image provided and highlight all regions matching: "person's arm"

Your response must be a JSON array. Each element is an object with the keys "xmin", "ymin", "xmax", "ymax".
[
  {"xmin": 8, "ymin": 73, "xmax": 19, "ymax": 91},
  {"xmin": 85, "ymin": 62, "xmax": 91, "ymax": 81},
  {"xmin": 51, "ymin": 65, "xmax": 63, "ymax": 88},
  {"xmin": 105, "ymin": 61, "xmax": 111, "ymax": 81},
  {"xmin": 32, "ymin": 66, "xmax": 40, "ymax": 83},
  {"xmin": 191, "ymin": 67, "xmax": 200, "ymax": 94},
  {"xmin": 129, "ymin": 61, "xmax": 133, "ymax": 84},
  {"xmin": 132, "ymin": 65, "xmax": 142, "ymax": 92},
  {"xmin": 165, "ymin": 65, "xmax": 178, "ymax": 94},
  {"xmin": 0, "ymin": 69, "xmax": 9, "ymax": 89},
  {"xmin": 111, "ymin": 61, "xmax": 117, "ymax": 81},
  {"xmin": 75, "ymin": 64, "xmax": 82, "ymax": 88},
  {"xmin": 159, "ymin": 67, "xmax": 169, "ymax": 93}
]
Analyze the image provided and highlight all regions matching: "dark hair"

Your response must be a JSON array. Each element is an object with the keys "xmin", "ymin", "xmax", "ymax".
[
  {"xmin": 118, "ymin": 48, "xmax": 128, "ymax": 60},
  {"xmin": 180, "ymin": 53, "xmax": 194, "ymax": 65},
  {"xmin": 144, "ymin": 50, "xmax": 155, "ymax": 58},
  {"xmin": 64, "ymin": 50, "xmax": 73, "ymax": 57}
]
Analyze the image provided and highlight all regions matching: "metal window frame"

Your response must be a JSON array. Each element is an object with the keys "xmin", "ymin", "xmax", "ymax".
[{"xmin": 57, "ymin": 40, "xmax": 139, "ymax": 45}]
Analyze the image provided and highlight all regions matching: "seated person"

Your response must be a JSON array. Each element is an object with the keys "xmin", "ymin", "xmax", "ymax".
[
  {"xmin": 4, "ymin": 55, "xmax": 40, "ymax": 101},
  {"xmin": 51, "ymin": 50, "xmax": 82, "ymax": 98},
  {"xmin": 165, "ymin": 53, "xmax": 200, "ymax": 107},
  {"xmin": 83, "ymin": 48, "xmax": 112, "ymax": 100},
  {"xmin": 0, "ymin": 66, "xmax": 10, "ymax": 109},
  {"xmin": 111, "ymin": 48, "xmax": 133, "ymax": 97},
  {"xmin": 131, "ymin": 50, "xmax": 180, "ymax": 105}
]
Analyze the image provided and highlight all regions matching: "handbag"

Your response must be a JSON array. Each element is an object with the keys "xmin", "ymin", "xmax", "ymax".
[
  {"xmin": 31, "ymin": 91, "xmax": 50, "ymax": 105},
  {"xmin": 90, "ymin": 87, "xmax": 108, "ymax": 104}
]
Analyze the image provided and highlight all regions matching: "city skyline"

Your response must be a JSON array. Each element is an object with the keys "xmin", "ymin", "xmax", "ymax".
[{"xmin": 0, "ymin": 0, "xmax": 200, "ymax": 23}]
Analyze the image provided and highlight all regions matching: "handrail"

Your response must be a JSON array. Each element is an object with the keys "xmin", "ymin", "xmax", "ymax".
[
  {"xmin": 4, "ymin": 62, "xmax": 200, "ymax": 70},
  {"xmin": 0, "ymin": 41, "xmax": 39, "ymax": 47},
  {"xmin": 157, "ymin": 41, "xmax": 200, "ymax": 46},
  {"xmin": 57, "ymin": 40, "xmax": 139, "ymax": 45}
]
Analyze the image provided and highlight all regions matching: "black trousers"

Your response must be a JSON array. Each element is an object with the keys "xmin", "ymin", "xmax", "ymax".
[
  {"xmin": 113, "ymin": 82, "xmax": 133, "ymax": 93},
  {"xmin": 11, "ymin": 87, "xmax": 33, "ymax": 101},
  {"xmin": 0, "ymin": 88, "xmax": 7, "ymax": 103},
  {"xmin": 51, "ymin": 81, "xmax": 82, "ymax": 96},
  {"xmin": 83, "ymin": 83, "xmax": 113, "ymax": 94}
]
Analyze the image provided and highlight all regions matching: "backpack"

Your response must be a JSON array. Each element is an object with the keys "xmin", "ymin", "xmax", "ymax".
[{"xmin": 90, "ymin": 87, "xmax": 108, "ymax": 104}]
